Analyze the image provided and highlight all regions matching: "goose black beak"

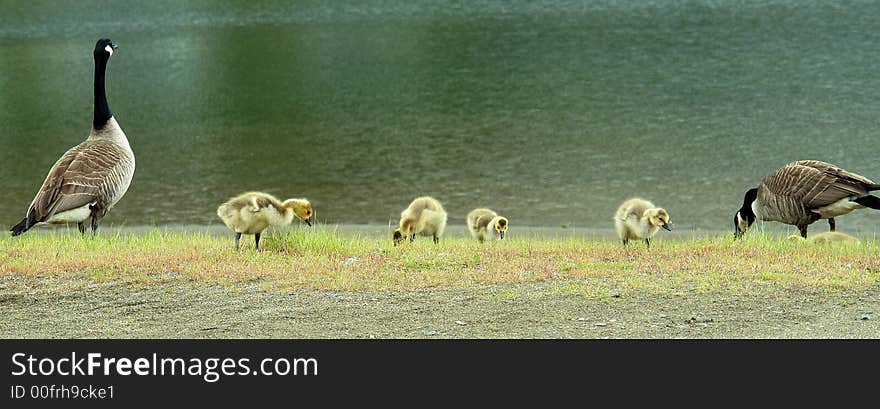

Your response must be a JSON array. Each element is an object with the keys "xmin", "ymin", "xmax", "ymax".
[
  {"xmin": 111, "ymin": 43, "xmax": 118, "ymax": 50},
  {"xmin": 662, "ymin": 223, "xmax": 672, "ymax": 231}
]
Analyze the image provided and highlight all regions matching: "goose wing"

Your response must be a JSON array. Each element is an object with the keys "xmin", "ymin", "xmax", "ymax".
[
  {"xmin": 28, "ymin": 140, "xmax": 125, "ymax": 223},
  {"xmin": 763, "ymin": 161, "xmax": 872, "ymax": 209},
  {"xmin": 794, "ymin": 160, "xmax": 876, "ymax": 186}
]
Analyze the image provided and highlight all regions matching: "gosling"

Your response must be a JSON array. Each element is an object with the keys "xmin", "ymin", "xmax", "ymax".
[
  {"xmin": 466, "ymin": 208, "xmax": 508, "ymax": 242},
  {"xmin": 217, "ymin": 192, "xmax": 313, "ymax": 250},
  {"xmin": 786, "ymin": 231, "xmax": 860, "ymax": 244},
  {"xmin": 392, "ymin": 196, "xmax": 447, "ymax": 245},
  {"xmin": 614, "ymin": 198, "xmax": 672, "ymax": 249}
]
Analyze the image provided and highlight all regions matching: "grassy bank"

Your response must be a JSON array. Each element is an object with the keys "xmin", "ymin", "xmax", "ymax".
[{"xmin": 2, "ymin": 226, "xmax": 879, "ymax": 298}]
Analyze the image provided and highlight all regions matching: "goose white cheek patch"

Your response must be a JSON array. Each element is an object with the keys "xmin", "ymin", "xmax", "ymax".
[{"xmin": 105, "ymin": 45, "xmax": 114, "ymax": 56}]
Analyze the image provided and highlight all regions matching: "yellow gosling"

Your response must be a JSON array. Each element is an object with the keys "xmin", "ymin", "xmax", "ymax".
[
  {"xmin": 217, "ymin": 192, "xmax": 313, "ymax": 250},
  {"xmin": 466, "ymin": 208, "xmax": 509, "ymax": 242},
  {"xmin": 392, "ymin": 196, "xmax": 447, "ymax": 245}
]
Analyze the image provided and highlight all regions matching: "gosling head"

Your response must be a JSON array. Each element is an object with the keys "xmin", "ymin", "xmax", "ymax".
[
  {"xmin": 283, "ymin": 198, "xmax": 314, "ymax": 226},
  {"xmin": 645, "ymin": 208, "xmax": 672, "ymax": 231},
  {"xmin": 392, "ymin": 220, "xmax": 414, "ymax": 246},
  {"xmin": 392, "ymin": 228, "xmax": 404, "ymax": 246},
  {"xmin": 94, "ymin": 38, "xmax": 117, "ymax": 60},
  {"xmin": 733, "ymin": 188, "xmax": 758, "ymax": 239},
  {"xmin": 491, "ymin": 216, "xmax": 509, "ymax": 239}
]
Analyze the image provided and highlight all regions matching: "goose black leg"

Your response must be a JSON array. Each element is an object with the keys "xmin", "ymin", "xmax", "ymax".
[
  {"xmin": 91, "ymin": 216, "xmax": 99, "ymax": 235},
  {"xmin": 255, "ymin": 233, "xmax": 261, "ymax": 250},
  {"xmin": 234, "ymin": 232, "xmax": 241, "ymax": 250},
  {"xmin": 799, "ymin": 225, "xmax": 808, "ymax": 238},
  {"xmin": 828, "ymin": 218, "xmax": 836, "ymax": 231},
  {"xmin": 78, "ymin": 222, "xmax": 86, "ymax": 235}
]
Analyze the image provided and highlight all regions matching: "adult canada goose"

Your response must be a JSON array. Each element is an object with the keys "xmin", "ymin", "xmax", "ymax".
[
  {"xmin": 216, "ymin": 192, "xmax": 313, "ymax": 250},
  {"xmin": 614, "ymin": 198, "xmax": 672, "ymax": 249},
  {"xmin": 10, "ymin": 39, "xmax": 134, "ymax": 237},
  {"xmin": 734, "ymin": 160, "xmax": 880, "ymax": 239},
  {"xmin": 466, "ymin": 208, "xmax": 508, "ymax": 242},
  {"xmin": 392, "ymin": 196, "xmax": 447, "ymax": 245}
]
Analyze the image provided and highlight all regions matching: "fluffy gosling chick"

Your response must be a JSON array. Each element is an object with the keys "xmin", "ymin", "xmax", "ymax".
[
  {"xmin": 466, "ymin": 208, "xmax": 509, "ymax": 242},
  {"xmin": 392, "ymin": 196, "xmax": 447, "ymax": 245},
  {"xmin": 614, "ymin": 198, "xmax": 672, "ymax": 249},
  {"xmin": 217, "ymin": 192, "xmax": 313, "ymax": 250},
  {"xmin": 786, "ymin": 231, "xmax": 860, "ymax": 244}
]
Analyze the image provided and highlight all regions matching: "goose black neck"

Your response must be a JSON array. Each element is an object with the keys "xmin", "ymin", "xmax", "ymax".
[
  {"xmin": 739, "ymin": 188, "xmax": 758, "ymax": 218},
  {"xmin": 93, "ymin": 56, "xmax": 112, "ymax": 130}
]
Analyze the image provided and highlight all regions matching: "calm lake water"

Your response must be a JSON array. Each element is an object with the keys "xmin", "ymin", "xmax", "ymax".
[{"xmin": 2, "ymin": 0, "xmax": 880, "ymax": 233}]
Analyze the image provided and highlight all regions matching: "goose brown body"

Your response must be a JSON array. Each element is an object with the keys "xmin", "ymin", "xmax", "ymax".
[{"xmin": 735, "ymin": 160, "xmax": 880, "ymax": 238}]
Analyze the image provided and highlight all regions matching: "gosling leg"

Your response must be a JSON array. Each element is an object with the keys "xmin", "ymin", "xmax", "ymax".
[
  {"xmin": 433, "ymin": 235, "xmax": 439, "ymax": 244},
  {"xmin": 255, "ymin": 233, "xmax": 261, "ymax": 250},
  {"xmin": 645, "ymin": 238, "xmax": 651, "ymax": 250},
  {"xmin": 234, "ymin": 232, "xmax": 242, "ymax": 250}
]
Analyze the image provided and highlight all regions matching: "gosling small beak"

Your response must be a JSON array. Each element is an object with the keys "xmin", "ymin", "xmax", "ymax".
[
  {"xmin": 499, "ymin": 231, "xmax": 505, "ymax": 239},
  {"xmin": 304, "ymin": 217, "xmax": 312, "ymax": 227},
  {"xmin": 662, "ymin": 223, "xmax": 672, "ymax": 231}
]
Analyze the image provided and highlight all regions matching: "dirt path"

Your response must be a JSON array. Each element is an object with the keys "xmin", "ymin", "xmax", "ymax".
[{"xmin": 1, "ymin": 274, "xmax": 877, "ymax": 338}]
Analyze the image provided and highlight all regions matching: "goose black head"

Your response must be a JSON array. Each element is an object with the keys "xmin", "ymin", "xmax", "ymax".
[
  {"xmin": 94, "ymin": 38, "xmax": 118, "ymax": 60},
  {"xmin": 734, "ymin": 188, "xmax": 758, "ymax": 239}
]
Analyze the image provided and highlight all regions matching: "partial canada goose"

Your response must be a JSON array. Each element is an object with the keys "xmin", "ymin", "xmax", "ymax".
[
  {"xmin": 217, "ymin": 192, "xmax": 313, "ymax": 250},
  {"xmin": 11, "ymin": 39, "xmax": 134, "ymax": 237},
  {"xmin": 786, "ymin": 231, "xmax": 860, "ymax": 244},
  {"xmin": 734, "ymin": 160, "xmax": 880, "ymax": 239},
  {"xmin": 392, "ymin": 196, "xmax": 447, "ymax": 245},
  {"xmin": 466, "ymin": 208, "xmax": 508, "ymax": 242},
  {"xmin": 614, "ymin": 198, "xmax": 672, "ymax": 249}
]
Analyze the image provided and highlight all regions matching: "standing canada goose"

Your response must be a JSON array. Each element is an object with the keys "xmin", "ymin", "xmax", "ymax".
[
  {"xmin": 614, "ymin": 198, "xmax": 672, "ymax": 249},
  {"xmin": 392, "ymin": 196, "xmax": 447, "ymax": 245},
  {"xmin": 786, "ymin": 231, "xmax": 860, "ymax": 244},
  {"xmin": 734, "ymin": 160, "xmax": 880, "ymax": 239},
  {"xmin": 466, "ymin": 208, "xmax": 508, "ymax": 242},
  {"xmin": 10, "ymin": 39, "xmax": 134, "ymax": 237},
  {"xmin": 217, "ymin": 192, "xmax": 313, "ymax": 250}
]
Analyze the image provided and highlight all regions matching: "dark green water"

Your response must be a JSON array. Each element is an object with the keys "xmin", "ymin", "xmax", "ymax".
[{"xmin": 2, "ymin": 0, "xmax": 880, "ymax": 232}]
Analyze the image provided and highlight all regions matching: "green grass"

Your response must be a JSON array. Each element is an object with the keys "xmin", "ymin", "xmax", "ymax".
[{"xmin": 2, "ymin": 226, "xmax": 879, "ymax": 297}]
